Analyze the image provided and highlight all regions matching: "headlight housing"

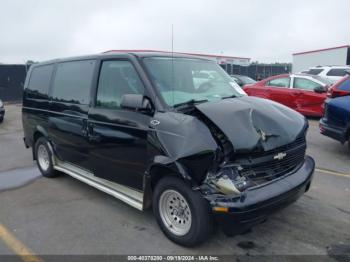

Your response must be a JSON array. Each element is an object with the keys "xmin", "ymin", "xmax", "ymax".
[{"xmin": 205, "ymin": 166, "xmax": 253, "ymax": 195}]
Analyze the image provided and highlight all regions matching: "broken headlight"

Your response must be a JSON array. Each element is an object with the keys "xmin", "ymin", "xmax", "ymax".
[{"xmin": 206, "ymin": 166, "xmax": 253, "ymax": 195}]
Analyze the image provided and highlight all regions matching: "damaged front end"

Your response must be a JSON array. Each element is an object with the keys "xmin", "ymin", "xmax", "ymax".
[
  {"xmin": 186, "ymin": 96, "xmax": 315, "ymax": 235},
  {"xmin": 150, "ymin": 96, "xmax": 314, "ymax": 235},
  {"xmin": 199, "ymin": 130, "xmax": 308, "ymax": 205}
]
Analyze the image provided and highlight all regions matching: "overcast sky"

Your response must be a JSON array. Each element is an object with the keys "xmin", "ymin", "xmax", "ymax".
[{"xmin": 0, "ymin": 0, "xmax": 349, "ymax": 64}]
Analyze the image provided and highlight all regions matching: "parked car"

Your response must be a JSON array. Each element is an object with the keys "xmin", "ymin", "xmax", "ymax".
[
  {"xmin": 0, "ymin": 99, "xmax": 5, "ymax": 123},
  {"xmin": 230, "ymin": 74, "xmax": 256, "ymax": 87},
  {"xmin": 327, "ymin": 73, "xmax": 350, "ymax": 98},
  {"xmin": 194, "ymin": 70, "xmax": 241, "ymax": 90},
  {"xmin": 303, "ymin": 65, "xmax": 350, "ymax": 83},
  {"xmin": 243, "ymin": 73, "xmax": 331, "ymax": 117},
  {"xmin": 22, "ymin": 52, "xmax": 314, "ymax": 246},
  {"xmin": 320, "ymin": 96, "xmax": 350, "ymax": 151}
]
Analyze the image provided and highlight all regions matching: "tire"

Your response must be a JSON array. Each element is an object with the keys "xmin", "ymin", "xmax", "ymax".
[
  {"xmin": 34, "ymin": 137, "xmax": 59, "ymax": 178},
  {"xmin": 0, "ymin": 116, "xmax": 3, "ymax": 123},
  {"xmin": 153, "ymin": 176, "xmax": 212, "ymax": 247}
]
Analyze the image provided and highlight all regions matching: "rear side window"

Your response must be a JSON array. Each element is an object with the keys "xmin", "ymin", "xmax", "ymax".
[
  {"xmin": 338, "ymin": 77, "xmax": 350, "ymax": 91},
  {"xmin": 307, "ymin": 69, "xmax": 323, "ymax": 75},
  {"xmin": 26, "ymin": 65, "xmax": 54, "ymax": 99},
  {"xmin": 267, "ymin": 77, "xmax": 290, "ymax": 88},
  {"xmin": 96, "ymin": 60, "xmax": 145, "ymax": 109},
  {"xmin": 51, "ymin": 60, "xmax": 95, "ymax": 104},
  {"xmin": 293, "ymin": 77, "xmax": 321, "ymax": 91},
  {"xmin": 326, "ymin": 69, "xmax": 348, "ymax": 77}
]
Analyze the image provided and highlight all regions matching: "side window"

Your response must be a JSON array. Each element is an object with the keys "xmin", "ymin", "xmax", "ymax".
[
  {"xmin": 307, "ymin": 69, "xmax": 324, "ymax": 75},
  {"xmin": 26, "ymin": 65, "xmax": 54, "ymax": 99},
  {"xmin": 326, "ymin": 69, "xmax": 348, "ymax": 77},
  {"xmin": 51, "ymin": 60, "xmax": 96, "ymax": 104},
  {"xmin": 267, "ymin": 77, "xmax": 290, "ymax": 88},
  {"xmin": 293, "ymin": 77, "xmax": 321, "ymax": 91},
  {"xmin": 96, "ymin": 60, "xmax": 144, "ymax": 109}
]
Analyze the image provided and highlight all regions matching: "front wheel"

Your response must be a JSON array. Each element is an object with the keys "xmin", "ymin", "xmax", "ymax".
[{"xmin": 153, "ymin": 176, "xmax": 212, "ymax": 247}]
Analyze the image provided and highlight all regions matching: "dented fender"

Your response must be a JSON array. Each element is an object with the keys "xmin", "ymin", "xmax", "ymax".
[
  {"xmin": 147, "ymin": 111, "xmax": 218, "ymax": 184},
  {"xmin": 147, "ymin": 155, "xmax": 192, "ymax": 181}
]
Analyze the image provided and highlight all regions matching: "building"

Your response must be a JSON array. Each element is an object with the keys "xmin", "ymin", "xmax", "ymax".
[{"xmin": 292, "ymin": 45, "xmax": 350, "ymax": 73}]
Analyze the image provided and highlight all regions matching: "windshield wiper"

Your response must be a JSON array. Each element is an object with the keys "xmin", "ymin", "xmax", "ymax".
[
  {"xmin": 173, "ymin": 99, "xmax": 208, "ymax": 109},
  {"xmin": 221, "ymin": 94, "xmax": 237, "ymax": 99}
]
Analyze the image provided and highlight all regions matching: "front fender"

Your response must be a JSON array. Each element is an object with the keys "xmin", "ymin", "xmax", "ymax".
[{"xmin": 147, "ymin": 155, "xmax": 192, "ymax": 181}]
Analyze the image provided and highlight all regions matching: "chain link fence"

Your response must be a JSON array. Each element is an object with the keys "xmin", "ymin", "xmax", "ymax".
[{"xmin": 221, "ymin": 63, "xmax": 292, "ymax": 80}]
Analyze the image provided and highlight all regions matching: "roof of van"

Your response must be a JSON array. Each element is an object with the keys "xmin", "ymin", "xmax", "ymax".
[
  {"xmin": 104, "ymin": 50, "xmax": 212, "ymax": 59},
  {"xmin": 103, "ymin": 49, "xmax": 251, "ymax": 60},
  {"xmin": 31, "ymin": 51, "xmax": 213, "ymax": 67}
]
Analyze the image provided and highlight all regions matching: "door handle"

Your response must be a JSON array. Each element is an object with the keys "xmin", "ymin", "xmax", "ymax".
[
  {"xmin": 88, "ymin": 134, "xmax": 101, "ymax": 142},
  {"xmin": 81, "ymin": 129, "xmax": 88, "ymax": 136},
  {"xmin": 87, "ymin": 123, "xmax": 101, "ymax": 142}
]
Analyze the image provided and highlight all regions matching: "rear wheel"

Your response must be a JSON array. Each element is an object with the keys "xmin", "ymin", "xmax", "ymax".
[
  {"xmin": 153, "ymin": 176, "xmax": 212, "ymax": 247},
  {"xmin": 34, "ymin": 137, "xmax": 59, "ymax": 178},
  {"xmin": 0, "ymin": 116, "xmax": 3, "ymax": 123}
]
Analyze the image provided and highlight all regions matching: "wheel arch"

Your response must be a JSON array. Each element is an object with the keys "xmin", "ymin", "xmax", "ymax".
[
  {"xmin": 142, "ymin": 157, "xmax": 194, "ymax": 210},
  {"xmin": 32, "ymin": 126, "xmax": 49, "ymax": 160}
]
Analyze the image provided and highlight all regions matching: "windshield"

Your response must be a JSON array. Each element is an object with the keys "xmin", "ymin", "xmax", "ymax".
[
  {"xmin": 143, "ymin": 57, "xmax": 246, "ymax": 107},
  {"xmin": 311, "ymin": 75, "xmax": 334, "ymax": 85}
]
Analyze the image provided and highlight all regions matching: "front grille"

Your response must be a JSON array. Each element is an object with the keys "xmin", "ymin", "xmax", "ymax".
[{"xmin": 236, "ymin": 136, "xmax": 306, "ymax": 185}]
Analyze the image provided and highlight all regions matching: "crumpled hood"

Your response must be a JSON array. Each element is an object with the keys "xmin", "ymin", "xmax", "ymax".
[{"xmin": 196, "ymin": 96, "xmax": 307, "ymax": 152}]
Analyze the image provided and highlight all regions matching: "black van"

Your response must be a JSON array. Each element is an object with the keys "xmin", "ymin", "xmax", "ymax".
[{"xmin": 22, "ymin": 51, "xmax": 315, "ymax": 246}]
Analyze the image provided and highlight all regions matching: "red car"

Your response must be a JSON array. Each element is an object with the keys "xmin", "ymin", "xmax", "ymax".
[{"xmin": 243, "ymin": 74, "xmax": 331, "ymax": 117}]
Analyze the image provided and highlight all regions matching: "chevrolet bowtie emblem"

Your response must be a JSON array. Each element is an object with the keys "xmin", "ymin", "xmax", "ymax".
[{"xmin": 274, "ymin": 152, "xmax": 287, "ymax": 160}]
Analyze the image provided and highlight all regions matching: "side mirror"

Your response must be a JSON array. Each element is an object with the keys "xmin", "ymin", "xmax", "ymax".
[
  {"xmin": 314, "ymin": 86, "xmax": 326, "ymax": 93},
  {"xmin": 120, "ymin": 94, "xmax": 153, "ymax": 113}
]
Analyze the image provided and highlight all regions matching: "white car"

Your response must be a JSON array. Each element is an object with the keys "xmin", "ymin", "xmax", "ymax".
[{"xmin": 302, "ymin": 66, "xmax": 350, "ymax": 83}]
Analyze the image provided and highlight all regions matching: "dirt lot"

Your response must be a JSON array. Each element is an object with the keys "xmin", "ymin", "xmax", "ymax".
[{"xmin": 0, "ymin": 103, "xmax": 349, "ymax": 259}]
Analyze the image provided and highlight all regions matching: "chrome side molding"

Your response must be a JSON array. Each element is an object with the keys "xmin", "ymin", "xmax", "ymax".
[{"xmin": 54, "ymin": 161, "xmax": 144, "ymax": 211}]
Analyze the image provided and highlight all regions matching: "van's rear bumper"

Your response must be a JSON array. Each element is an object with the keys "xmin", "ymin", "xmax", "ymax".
[{"xmin": 210, "ymin": 156, "xmax": 315, "ymax": 235}]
